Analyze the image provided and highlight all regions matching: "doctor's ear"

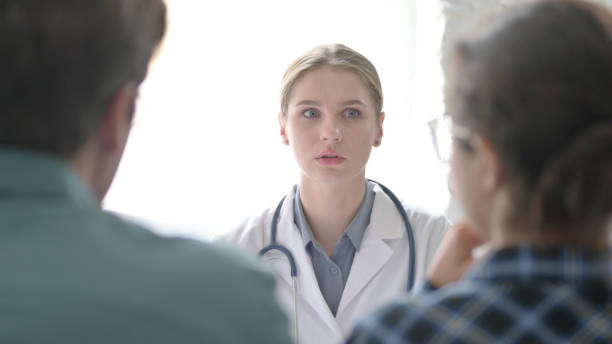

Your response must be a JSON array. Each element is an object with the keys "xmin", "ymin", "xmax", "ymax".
[
  {"xmin": 278, "ymin": 112, "xmax": 289, "ymax": 145},
  {"xmin": 373, "ymin": 112, "xmax": 385, "ymax": 147}
]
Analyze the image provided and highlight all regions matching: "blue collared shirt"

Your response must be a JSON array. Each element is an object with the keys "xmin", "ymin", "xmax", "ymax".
[
  {"xmin": 294, "ymin": 182, "xmax": 375, "ymax": 316},
  {"xmin": 347, "ymin": 245, "xmax": 612, "ymax": 343}
]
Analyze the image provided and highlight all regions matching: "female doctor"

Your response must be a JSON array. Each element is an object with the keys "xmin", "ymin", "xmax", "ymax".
[{"xmin": 217, "ymin": 44, "xmax": 449, "ymax": 344}]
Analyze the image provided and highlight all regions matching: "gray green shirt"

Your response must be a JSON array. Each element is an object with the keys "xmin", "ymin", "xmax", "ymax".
[{"xmin": 0, "ymin": 148, "xmax": 292, "ymax": 344}]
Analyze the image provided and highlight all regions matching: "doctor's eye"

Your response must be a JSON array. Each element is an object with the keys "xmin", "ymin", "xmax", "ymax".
[
  {"xmin": 344, "ymin": 108, "xmax": 361, "ymax": 118},
  {"xmin": 302, "ymin": 109, "xmax": 319, "ymax": 118}
]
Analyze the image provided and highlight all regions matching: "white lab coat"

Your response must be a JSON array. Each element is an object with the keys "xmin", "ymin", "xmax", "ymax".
[{"xmin": 216, "ymin": 183, "xmax": 449, "ymax": 344}]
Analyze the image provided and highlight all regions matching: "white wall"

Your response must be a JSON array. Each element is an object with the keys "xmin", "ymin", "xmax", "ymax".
[{"xmin": 103, "ymin": 0, "xmax": 450, "ymax": 240}]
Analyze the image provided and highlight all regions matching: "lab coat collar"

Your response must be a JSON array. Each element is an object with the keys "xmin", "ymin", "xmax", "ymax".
[
  {"xmin": 336, "ymin": 181, "xmax": 405, "ymax": 315},
  {"xmin": 271, "ymin": 183, "xmax": 406, "ymax": 332},
  {"xmin": 275, "ymin": 185, "xmax": 342, "ymax": 334},
  {"xmin": 366, "ymin": 181, "xmax": 406, "ymax": 240}
]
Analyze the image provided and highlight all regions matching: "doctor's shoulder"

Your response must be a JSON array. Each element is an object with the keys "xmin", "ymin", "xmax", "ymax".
[
  {"xmin": 401, "ymin": 202, "xmax": 451, "ymax": 244},
  {"xmin": 400, "ymin": 201, "xmax": 450, "ymax": 232},
  {"xmin": 212, "ymin": 206, "xmax": 275, "ymax": 255}
]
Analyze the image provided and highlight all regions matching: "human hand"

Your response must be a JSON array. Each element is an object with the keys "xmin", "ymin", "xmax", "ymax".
[{"xmin": 427, "ymin": 222, "xmax": 485, "ymax": 288}]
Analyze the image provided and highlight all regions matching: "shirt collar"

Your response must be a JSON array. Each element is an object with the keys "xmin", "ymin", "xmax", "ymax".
[
  {"xmin": 0, "ymin": 147, "xmax": 98, "ymax": 208},
  {"xmin": 293, "ymin": 182, "xmax": 375, "ymax": 251},
  {"xmin": 293, "ymin": 188, "xmax": 315, "ymax": 247},
  {"xmin": 466, "ymin": 245, "xmax": 612, "ymax": 283}
]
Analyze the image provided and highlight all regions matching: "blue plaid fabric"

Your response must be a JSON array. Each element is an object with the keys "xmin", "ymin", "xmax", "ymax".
[{"xmin": 347, "ymin": 246, "xmax": 612, "ymax": 344}]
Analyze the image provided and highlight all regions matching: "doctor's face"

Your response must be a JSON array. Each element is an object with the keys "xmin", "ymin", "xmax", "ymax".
[{"xmin": 281, "ymin": 66, "xmax": 383, "ymax": 185}]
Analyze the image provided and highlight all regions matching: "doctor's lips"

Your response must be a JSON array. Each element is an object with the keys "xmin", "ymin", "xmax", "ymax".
[{"xmin": 315, "ymin": 151, "xmax": 346, "ymax": 165}]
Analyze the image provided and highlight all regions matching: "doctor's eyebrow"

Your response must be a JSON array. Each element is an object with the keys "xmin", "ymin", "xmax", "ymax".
[
  {"xmin": 294, "ymin": 99, "xmax": 369, "ymax": 107},
  {"xmin": 339, "ymin": 100, "xmax": 368, "ymax": 107},
  {"xmin": 294, "ymin": 100, "xmax": 322, "ymax": 107}
]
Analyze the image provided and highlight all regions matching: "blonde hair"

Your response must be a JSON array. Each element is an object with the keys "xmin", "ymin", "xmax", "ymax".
[{"xmin": 280, "ymin": 44, "xmax": 383, "ymax": 119}]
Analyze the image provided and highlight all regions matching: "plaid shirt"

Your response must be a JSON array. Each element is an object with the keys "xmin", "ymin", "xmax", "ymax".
[{"xmin": 347, "ymin": 246, "xmax": 612, "ymax": 344}]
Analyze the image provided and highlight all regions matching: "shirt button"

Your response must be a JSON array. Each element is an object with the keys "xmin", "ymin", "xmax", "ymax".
[{"xmin": 330, "ymin": 267, "xmax": 339, "ymax": 275}]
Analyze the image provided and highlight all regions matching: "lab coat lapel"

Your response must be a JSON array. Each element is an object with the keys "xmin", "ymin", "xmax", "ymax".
[
  {"xmin": 337, "ymin": 184, "xmax": 404, "ymax": 314},
  {"xmin": 273, "ymin": 186, "xmax": 340, "ymax": 334}
]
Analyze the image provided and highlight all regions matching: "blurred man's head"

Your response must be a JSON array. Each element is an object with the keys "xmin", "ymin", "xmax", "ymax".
[{"xmin": 0, "ymin": 0, "xmax": 166, "ymax": 200}]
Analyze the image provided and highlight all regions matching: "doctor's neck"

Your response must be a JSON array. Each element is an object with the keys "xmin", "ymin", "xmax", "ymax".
[{"xmin": 299, "ymin": 175, "xmax": 367, "ymax": 256}]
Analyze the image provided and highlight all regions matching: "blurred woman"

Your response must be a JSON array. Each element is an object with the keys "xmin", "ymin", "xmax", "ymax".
[{"xmin": 348, "ymin": 1, "xmax": 612, "ymax": 342}]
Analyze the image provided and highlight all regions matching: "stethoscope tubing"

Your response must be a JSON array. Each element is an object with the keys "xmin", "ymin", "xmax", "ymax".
[
  {"xmin": 257, "ymin": 180, "xmax": 416, "ymax": 343},
  {"xmin": 367, "ymin": 180, "xmax": 416, "ymax": 290}
]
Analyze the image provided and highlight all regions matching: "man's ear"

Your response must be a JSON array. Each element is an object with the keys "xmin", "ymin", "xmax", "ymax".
[
  {"xmin": 278, "ymin": 112, "xmax": 289, "ymax": 145},
  {"xmin": 99, "ymin": 84, "xmax": 138, "ymax": 152},
  {"xmin": 474, "ymin": 136, "xmax": 503, "ymax": 195}
]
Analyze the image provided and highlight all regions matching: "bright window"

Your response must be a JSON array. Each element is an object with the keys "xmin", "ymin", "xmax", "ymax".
[{"xmin": 103, "ymin": 0, "xmax": 449, "ymax": 240}]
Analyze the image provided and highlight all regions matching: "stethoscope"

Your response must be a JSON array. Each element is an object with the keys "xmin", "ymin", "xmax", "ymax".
[{"xmin": 258, "ymin": 180, "xmax": 416, "ymax": 343}]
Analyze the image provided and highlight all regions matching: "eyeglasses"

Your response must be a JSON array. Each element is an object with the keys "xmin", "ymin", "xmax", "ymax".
[{"xmin": 428, "ymin": 114, "xmax": 473, "ymax": 163}]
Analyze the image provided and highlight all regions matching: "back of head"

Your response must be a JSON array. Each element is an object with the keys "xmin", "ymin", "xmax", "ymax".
[
  {"xmin": 446, "ymin": 0, "xmax": 612, "ymax": 230},
  {"xmin": 0, "ymin": 0, "xmax": 166, "ymax": 157}
]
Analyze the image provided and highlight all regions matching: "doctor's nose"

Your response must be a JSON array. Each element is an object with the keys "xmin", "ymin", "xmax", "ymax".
[{"xmin": 321, "ymin": 125, "xmax": 343, "ymax": 143}]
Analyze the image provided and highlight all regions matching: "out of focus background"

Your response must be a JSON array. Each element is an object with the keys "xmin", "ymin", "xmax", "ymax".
[{"xmin": 102, "ymin": 0, "xmax": 612, "ymax": 240}]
